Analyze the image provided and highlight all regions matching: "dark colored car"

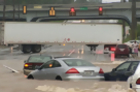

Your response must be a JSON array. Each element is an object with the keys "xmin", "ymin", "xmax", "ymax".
[
  {"xmin": 23, "ymin": 55, "xmax": 71, "ymax": 75},
  {"xmin": 23, "ymin": 55, "xmax": 53, "ymax": 75},
  {"xmin": 114, "ymin": 44, "xmax": 130, "ymax": 57},
  {"xmin": 104, "ymin": 61, "xmax": 139, "ymax": 81}
]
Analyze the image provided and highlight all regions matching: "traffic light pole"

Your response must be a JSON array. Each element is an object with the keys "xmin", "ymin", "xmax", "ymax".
[
  {"xmin": 13, "ymin": 0, "xmax": 15, "ymax": 21},
  {"xmin": 3, "ymin": 0, "xmax": 5, "ymax": 21},
  {"xmin": 122, "ymin": 0, "xmax": 126, "ymax": 40},
  {"xmin": 18, "ymin": 0, "xmax": 20, "ymax": 21},
  {"xmin": 131, "ymin": 0, "xmax": 137, "ymax": 40}
]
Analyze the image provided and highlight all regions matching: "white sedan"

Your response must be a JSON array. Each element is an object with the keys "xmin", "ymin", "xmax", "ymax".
[{"xmin": 127, "ymin": 61, "xmax": 140, "ymax": 92}]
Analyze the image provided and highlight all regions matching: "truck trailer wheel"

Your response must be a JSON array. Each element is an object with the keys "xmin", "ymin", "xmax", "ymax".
[
  {"xmin": 22, "ymin": 45, "xmax": 32, "ymax": 54},
  {"xmin": 32, "ymin": 45, "xmax": 41, "ymax": 53}
]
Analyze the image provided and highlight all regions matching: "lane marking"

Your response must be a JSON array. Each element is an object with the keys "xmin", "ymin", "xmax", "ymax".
[
  {"xmin": 68, "ymin": 49, "xmax": 75, "ymax": 56},
  {"xmin": 3, "ymin": 64, "xmax": 19, "ymax": 73}
]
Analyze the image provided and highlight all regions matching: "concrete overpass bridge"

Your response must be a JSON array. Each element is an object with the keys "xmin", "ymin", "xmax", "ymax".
[{"xmin": 0, "ymin": 2, "xmax": 140, "ymax": 25}]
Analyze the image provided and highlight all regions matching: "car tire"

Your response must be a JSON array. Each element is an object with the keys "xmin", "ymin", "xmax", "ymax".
[
  {"xmin": 32, "ymin": 45, "xmax": 41, "ymax": 53},
  {"xmin": 127, "ymin": 54, "xmax": 129, "ymax": 57},
  {"xmin": 130, "ymin": 84, "xmax": 132, "ymax": 88},
  {"xmin": 115, "ymin": 54, "xmax": 118, "ymax": 58},
  {"xmin": 27, "ymin": 75, "xmax": 34, "ymax": 79},
  {"xmin": 55, "ymin": 76, "xmax": 62, "ymax": 81},
  {"xmin": 104, "ymin": 77, "xmax": 110, "ymax": 81},
  {"xmin": 22, "ymin": 45, "xmax": 32, "ymax": 54}
]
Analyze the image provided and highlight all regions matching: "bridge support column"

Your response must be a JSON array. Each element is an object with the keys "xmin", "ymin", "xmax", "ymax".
[{"xmin": 26, "ymin": 16, "xmax": 33, "ymax": 22}]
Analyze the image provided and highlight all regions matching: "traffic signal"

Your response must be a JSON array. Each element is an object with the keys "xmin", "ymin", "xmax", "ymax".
[
  {"xmin": 99, "ymin": 7, "xmax": 103, "ymax": 15},
  {"xmin": 23, "ymin": 5, "xmax": 27, "ymax": 14},
  {"xmin": 49, "ymin": 7, "xmax": 55, "ymax": 16},
  {"xmin": 69, "ymin": 7, "xmax": 76, "ymax": 16}
]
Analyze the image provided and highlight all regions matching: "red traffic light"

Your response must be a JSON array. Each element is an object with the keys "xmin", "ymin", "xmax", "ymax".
[
  {"xmin": 99, "ymin": 7, "xmax": 103, "ymax": 15},
  {"xmin": 69, "ymin": 7, "xmax": 76, "ymax": 16},
  {"xmin": 99, "ymin": 7, "xmax": 103, "ymax": 11},
  {"xmin": 70, "ymin": 7, "xmax": 75, "ymax": 12}
]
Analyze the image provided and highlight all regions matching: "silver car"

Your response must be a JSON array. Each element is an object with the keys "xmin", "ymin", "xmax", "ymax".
[{"xmin": 27, "ymin": 58, "xmax": 104, "ymax": 81}]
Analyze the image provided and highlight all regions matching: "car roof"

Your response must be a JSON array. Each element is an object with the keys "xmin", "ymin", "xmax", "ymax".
[
  {"xmin": 54, "ymin": 56, "xmax": 71, "ymax": 58},
  {"xmin": 126, "ymin": 61, "xmax": 140, "ymax": 62},
  {"xmin": 29, "ymin": 54, "xmax": 52, "ymax": 57},
  {"xmin": 54, "ymin": 58, "xmax": 82, "ymax": 61},
  {"xmin": 117, "ymin": 44, "xmax": 127, "ymax": 46}
]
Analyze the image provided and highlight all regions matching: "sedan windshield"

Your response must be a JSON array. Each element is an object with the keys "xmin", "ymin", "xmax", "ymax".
[
  {"xmin": 28, "ymin": 56, "xmax": 52, "ymax": 63},
  {"xmin": 63, "ymin": 59, "xmax": 94, "ymax": 66}
]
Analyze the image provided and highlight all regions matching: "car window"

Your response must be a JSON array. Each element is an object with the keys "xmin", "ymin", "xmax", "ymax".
[
  {"xmin": 53, "ymin": 61, "xmax": 61, "ymax": 67},
  {"xmin": 129, "ymin": 62, "xmax": 139, "ymax": 71},
  {"xmin": 41, "ymin": 60, "xmax": 61, "ymax": 68},
  {"xmin": 63, "ymin": 59, "xmax": 94, "ymax": 66},
  {"xmin": 116, "ymin": 62, "xmax": 131, "ymax": 71},
  {"xmin": 28, "ymin": 56, "xmax": 52, "ymax": 63},
  {"xmin": 42, "ymin": 60, "xmax": 54, "ymax": 68},
  {"xmin": 117, "ymin": 45, "xmax": 127, "ymax": 48}
]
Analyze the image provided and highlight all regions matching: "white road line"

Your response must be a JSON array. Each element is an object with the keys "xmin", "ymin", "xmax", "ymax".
[
  {"xmin": 68, "ymin": 49, "xmax": 75, "ymax": 56},
  {"xmin": 3, "ymin": 65, "xmax": 19, "ymax": 73}
]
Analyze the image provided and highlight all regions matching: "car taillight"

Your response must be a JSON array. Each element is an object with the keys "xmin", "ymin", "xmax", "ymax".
[
  {"xmin": 136, "ymin": 78, "xmax": 140, "ymax": 84},
  {"xmin": 24, "ymin": 63, "xmax": 33, "ymax": 68},
  {"xmin": 66, "ymin": 68, "xmax": 79, "ymax": 74},
  {"xmin": 99, "ymin": 68, "xmax": 104, "ymax": 74},
  {"xmin": 24, "ymin": 64, "xmax": 29, "ymax": 67},
  {"xmin": 111, "ymin": 47, "xmax": 116, "ymax": 51}
]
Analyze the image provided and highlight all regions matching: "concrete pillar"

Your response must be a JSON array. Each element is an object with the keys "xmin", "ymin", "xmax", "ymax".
[{"xmin": 26, "ymin": 15, "xmax": 33, "ymax": 22}]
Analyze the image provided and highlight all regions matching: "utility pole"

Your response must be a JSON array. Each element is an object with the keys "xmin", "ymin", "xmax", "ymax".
[
  {"xmin": 122, "ymin": 0, "xmax": 126, "ymax": 40},
  {"xmin": 18, "ymin": 0, "xmax": 20, "ymax": 21},
  {"xmin": 3, "ymin": 0, "xmax": 5, "ymax": 21},
  {"xmin": 131, "ymin": 0, "xmax": 137, "ymax": 40},
  {"xmin": 13, "ymin": 0, "xmax": 15, "ymax": 21}
]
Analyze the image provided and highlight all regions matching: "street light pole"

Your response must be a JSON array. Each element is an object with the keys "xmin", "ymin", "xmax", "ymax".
[{"xmin": 131, "ymin": 0, "xmax": 137, "ymax": 40}]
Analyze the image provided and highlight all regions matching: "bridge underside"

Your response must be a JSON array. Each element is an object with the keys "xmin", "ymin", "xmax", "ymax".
[
  {"xmin": 30, "ymin": 15, "xmax": 131, "ymax": 26},
  {"xmin": 1, "ymin": 15, "xmax": 140, "ymax": 27},
  {"xmin": 0, "ymin": 17, "xmax": 26, "ymax": 21}
]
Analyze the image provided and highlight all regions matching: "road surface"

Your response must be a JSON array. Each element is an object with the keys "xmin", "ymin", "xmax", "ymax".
[{"xmin": 0, "ymin": 45, "xmax": 134, "ymax": 92}]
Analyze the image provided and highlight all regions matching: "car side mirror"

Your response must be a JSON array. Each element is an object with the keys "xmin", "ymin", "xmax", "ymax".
[
  {"xmin": 24, "ymin": 60, "xmax": 27, "ymax": 63},
  {"xmin": 112, "ymin": 68, "xmax": 116, "ymax": 72},
  {"xmin": 38, "ymin": 67, "xmax": 42, "ymax": 70}
]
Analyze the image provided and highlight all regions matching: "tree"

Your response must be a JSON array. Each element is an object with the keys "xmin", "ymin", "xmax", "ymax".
[{"xmin": 129, "ymin": 0, "xmax": 140, "ymax": 2}]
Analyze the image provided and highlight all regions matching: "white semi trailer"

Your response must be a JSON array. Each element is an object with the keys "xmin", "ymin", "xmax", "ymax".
[{"xmin": 0, "ymin": 22, "xmax": 122, "ymax": 54}]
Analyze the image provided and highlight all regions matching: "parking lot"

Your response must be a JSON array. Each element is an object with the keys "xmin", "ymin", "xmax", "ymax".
[{"xmin": 0, "ymin": 45, "xmax": 136, "ymax": 92}]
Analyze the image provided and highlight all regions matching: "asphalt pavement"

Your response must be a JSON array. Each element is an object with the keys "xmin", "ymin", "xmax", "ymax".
[{"xmin": 0, "ymin": 44, "xmax": 133, "ymax": 92}]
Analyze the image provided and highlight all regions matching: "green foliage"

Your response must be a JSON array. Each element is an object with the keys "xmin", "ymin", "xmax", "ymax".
[
  {"xmin": 136, "ymin": 24, "xmax": 140, "ymax": 37},
  {"xmin": 123, "ymin": 24, "xmax": 140, "ymax": 42},
  {"xmin": 123, "ymin": 35, "xmax": 131, "ymax": 43},
  {"xmin": 117, "ymin": 20, "xmax": 129, "ymax": 26},
  {"xmin": 118, "ymin": 20, "xmax": 140, "ymax": 42}
]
